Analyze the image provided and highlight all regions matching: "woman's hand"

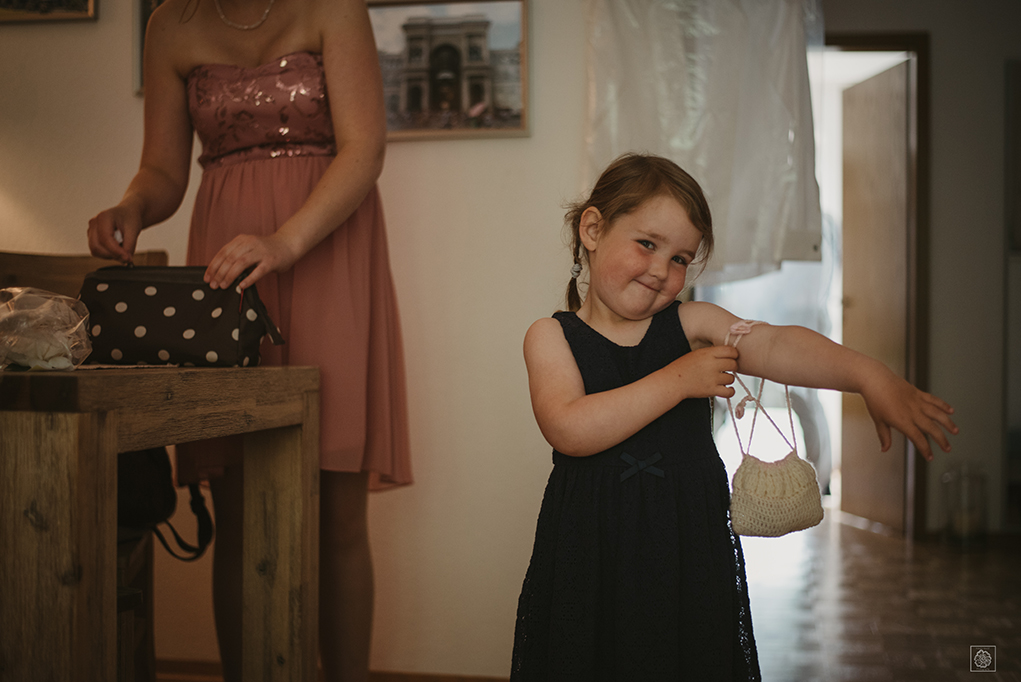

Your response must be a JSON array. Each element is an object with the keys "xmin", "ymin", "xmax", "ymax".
[
  {"xmin": 87, "ymin": 203, "xmax": 144, "ymax": 263},
  {"xmin": 860, "ymin": 365, "xmax": 958, "ymax": 461},
  {"xmin": 203, "ymin": 232, "xmax": 301, "ymax": 291}
]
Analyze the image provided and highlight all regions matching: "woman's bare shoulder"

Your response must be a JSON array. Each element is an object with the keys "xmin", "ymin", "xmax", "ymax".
[
  {"xmin": 146, "ymin": 0, "xmax": 197, "ymax": 39},
  {"xmin": 144, "ymin": 0, "xmax": 210, "ymax": 74},
  {"xmin": 310, "ymin": 0, "xmax": 369, "ymax": 32}
]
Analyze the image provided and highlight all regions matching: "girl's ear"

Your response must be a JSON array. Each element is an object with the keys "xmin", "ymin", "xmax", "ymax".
[{"xmin": 579, "ymin": 206, "xmax": 603, "ymax": 251}]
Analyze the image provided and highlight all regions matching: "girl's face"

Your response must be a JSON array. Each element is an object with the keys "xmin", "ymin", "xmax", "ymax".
[{"xmin": 580, "ymin": 194, "xmax": 702, "ymax": 322}]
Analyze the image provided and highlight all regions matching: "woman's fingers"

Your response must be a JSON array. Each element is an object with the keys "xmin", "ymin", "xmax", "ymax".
[
  {"xmin": 88, "ymin": 209, "xmax": 140, "ymax": 263},
  {"xmin": 87, "ymin": 218, "xmax": 123, "ymax": 261},
  {"xmin": 205, "ymin": 259, "xmax": 244, "ymax": 290},
  {"xmin": 236, "ymin": 262, "xmax": 270, "ymax": 291},
  {"xmin": 119, "ymin": 227, "xmax": 139, "ymax": 262},
  {"xmin": 205, "ymin": 237, "xmax": 256, "ymax": 289},
  {"xmin": 204, "ymin": 235, "xmax": 287, "ymax": 290}
]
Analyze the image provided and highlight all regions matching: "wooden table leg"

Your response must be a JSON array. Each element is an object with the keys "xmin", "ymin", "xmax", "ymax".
[
  {"xmin": 241, "ymin": 391, "xmax": 320, "ymax": 682},
  {"xmin": 0, "ymin": 411, "xmax": 117, "ymax": 682}
]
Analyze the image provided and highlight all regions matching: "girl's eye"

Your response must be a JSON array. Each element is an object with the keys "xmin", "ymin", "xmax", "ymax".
[
  {"xmin": 638, "ymin": 240, "xmax": 655, "ymax": 249},
  {"xmin": 673, "ymin": 255, "xmax": 688, "ymax": 265}
]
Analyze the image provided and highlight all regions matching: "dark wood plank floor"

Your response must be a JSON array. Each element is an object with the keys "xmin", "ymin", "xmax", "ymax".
[
  {"xmin": 158, "ymin": 510, "xmax": 1019, "ymax": 681},
  {"xmin": 744, "ymin": 510, "xmax": 1020, "ymax": 682}
]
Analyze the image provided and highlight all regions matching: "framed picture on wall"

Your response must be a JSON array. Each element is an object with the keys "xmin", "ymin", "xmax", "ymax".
[
  {"xmin": 1009, "ymin": 60, "xmax": 1021, "ymax": 251},
  {"xmin": 367, "ymin": 0, "xmax": 529, "ymax": 141},
  {"xmin": 135, "ymin": 0, "xmax": 165, "ymax": 95},
  {"xmin": 0, "ymin": 0, "xmax": 96, "ymax": 22}
]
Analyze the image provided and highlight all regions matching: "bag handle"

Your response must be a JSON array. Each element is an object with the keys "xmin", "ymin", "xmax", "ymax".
[
  {"xmin": 723, "ymin": 320, "xmax": 797, "ymax": 458},
  {"xmin": 152, "ymin": 484, "xmax": 214, "ymax": 562}
]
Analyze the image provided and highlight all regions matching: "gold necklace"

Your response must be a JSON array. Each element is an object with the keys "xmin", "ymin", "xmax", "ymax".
[{"xmin": 213, "ymin": 0, "xmax": 275, "ymax": 30}]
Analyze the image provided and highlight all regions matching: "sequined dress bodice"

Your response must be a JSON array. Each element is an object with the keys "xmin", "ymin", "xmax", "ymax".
[
  {"xmin": 178, "ymin": 51, "xmax": 413, "ymax": 490},
  {"xmin": 187, "ymin": 51, "xmax": 336, "ymax": 169}
]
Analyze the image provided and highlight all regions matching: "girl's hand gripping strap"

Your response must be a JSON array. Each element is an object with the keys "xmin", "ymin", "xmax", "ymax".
[{"xmin": 723, "ymin": 320, "xmax": 797, "ymax": 458}]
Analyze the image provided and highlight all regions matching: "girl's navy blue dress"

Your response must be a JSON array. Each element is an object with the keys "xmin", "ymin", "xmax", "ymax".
[{"xmin": 510, "ymin": 302, "xmax": 761, "ymax": 681}]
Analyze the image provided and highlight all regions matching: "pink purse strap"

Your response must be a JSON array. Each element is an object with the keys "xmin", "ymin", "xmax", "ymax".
[{"xmin": 723, "ymin": 320, "xmax": 797, "ymax": 458}]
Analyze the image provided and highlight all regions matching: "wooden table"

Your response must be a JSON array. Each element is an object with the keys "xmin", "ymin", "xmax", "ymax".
[{"xmin": 0, "ymin": 367, "xmax": 320, "ymax": 682}]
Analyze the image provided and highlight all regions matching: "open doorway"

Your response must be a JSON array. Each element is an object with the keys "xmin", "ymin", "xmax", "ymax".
[{"xmin": 699, "ymin": 36, "xmax": 929, "ymax": 538}]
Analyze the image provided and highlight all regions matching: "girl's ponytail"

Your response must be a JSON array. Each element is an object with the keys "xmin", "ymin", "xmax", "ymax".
[{"xmin": 564, "ymin": 205, "xmax": 586, "ymax": 312}]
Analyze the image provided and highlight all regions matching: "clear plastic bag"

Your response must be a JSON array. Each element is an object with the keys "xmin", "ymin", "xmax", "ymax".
[
  {"xmin": 0, "ymin": 287, "xmax": 92, "ymax": 370},
  {"xmin": 585, "ymin": 0, "xmax": 824, "ymax": 284}
]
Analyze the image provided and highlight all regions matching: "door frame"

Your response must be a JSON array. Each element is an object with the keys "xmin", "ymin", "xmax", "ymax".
[{"xmin": 825, "ymin": 32, "xmax": 931, "ymax": 538}]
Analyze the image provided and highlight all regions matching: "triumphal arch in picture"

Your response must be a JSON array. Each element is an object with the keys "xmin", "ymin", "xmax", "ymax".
[{"xmin": 379, "ymin": 13, "xmax": 522, "ymax": 131}]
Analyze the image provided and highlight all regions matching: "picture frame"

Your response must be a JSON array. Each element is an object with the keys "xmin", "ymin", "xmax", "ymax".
[
  {"xmin": 0, "ymin": 0, "xmax": 96, "ymax": 22},
  {"xmin": 367, "ymin": 0, "xmax": 529, "ymax": 141},
  {"xmin": 1008, "ymin": 60, "xmax": 1021, "ymax": 251},
  {"xmin": 134, "ymin": 0, "xmax": 165, "ymax": 95}
]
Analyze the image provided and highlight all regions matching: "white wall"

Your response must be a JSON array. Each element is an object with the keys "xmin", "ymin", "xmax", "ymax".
[
  {"xmin": 0, "ymin": 2, "xmax": 194, "ymax": 260},
  {"xmin": 365, "ymin": 1, "xmax": 588, "ymax": 674},
  {"xmin": 3, "ymin": 0, "xmax": 1019, "ymax": 677}
]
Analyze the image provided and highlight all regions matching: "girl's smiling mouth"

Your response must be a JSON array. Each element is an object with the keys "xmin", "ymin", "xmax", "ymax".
[{"xmin": 636, "ymin": 279, "xmax": 661, "ymax": 292}]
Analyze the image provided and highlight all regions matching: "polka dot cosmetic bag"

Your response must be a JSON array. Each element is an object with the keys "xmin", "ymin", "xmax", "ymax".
[{"xmin": 79, "ymin": 265, "xmax": 284, "ymax": 367}]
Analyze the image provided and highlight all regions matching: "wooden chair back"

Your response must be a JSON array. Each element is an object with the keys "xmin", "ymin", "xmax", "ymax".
[{"xmin": 0, "ymin": 251, "xmax": 169, "ymax": 298}]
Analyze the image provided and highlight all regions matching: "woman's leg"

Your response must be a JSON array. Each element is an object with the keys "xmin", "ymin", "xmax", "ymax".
[
  {"xmin": 319, "ymin": 470, "xmax": 374, "ymax": 682},
  {"xmin": 209, "ymin": 464, "xmax": 244, "ymax": 682}
]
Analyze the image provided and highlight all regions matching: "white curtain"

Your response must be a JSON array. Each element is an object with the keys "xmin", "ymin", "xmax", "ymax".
[{"xmin": 585, "ymin": 0, "xmax": 823, "ymax": 284}]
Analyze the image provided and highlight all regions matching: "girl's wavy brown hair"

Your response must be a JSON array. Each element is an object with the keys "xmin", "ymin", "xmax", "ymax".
[{"xmin": 563, "ymin": 153, "xmax": 714, "ymax": 311}]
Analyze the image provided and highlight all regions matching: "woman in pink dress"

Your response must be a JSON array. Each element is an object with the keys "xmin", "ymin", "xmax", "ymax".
[{"xmin": 87, "ymin": 0, "xmax": 411, "ymax": 679}]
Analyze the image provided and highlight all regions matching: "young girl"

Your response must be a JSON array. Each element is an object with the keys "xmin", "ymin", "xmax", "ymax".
[{"xmin": 510, "ymin": 153, "xmax": 957, "ymax": 681}]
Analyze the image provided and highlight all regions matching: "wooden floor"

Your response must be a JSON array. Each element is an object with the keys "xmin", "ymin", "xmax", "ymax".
[
  {"xmin": 154, "ymin": 664, "xmax": 505, "ymax": 682},
  {"xmin": 157, "ymin": 509, "xmax": 1020, "ymax": 682},
  {"xmin": 743, "ymin": 510, "xmax": 1021, "ymax": 682}
]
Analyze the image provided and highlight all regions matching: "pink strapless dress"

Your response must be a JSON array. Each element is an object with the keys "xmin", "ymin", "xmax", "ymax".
[{"xmin": 175, "ymin": 52, "xmax": 411, "ymax": 490}]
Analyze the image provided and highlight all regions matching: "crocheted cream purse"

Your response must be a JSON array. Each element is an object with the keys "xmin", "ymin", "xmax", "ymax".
[{"xmin": 724, "ymin": 322, "xmax": 824, "ymax": 538}]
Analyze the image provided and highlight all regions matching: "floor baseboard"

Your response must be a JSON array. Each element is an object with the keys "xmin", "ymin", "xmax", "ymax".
[
  {"xmin": 155, "ymin": 660, "xmax": 221, "ymax": 682},
  {"xmin": 372, "ymin": 673, "xmax": 508, "ymax": 682},
  {"xmin": 155, "ymin": 659, "xmax": 508, "ymax": 682}
]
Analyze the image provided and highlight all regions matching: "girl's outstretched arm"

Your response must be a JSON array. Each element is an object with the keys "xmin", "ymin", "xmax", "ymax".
[
  {"xmin": 678, "ymin": 301, "xmax": 958, "ymax": 460},
  {"xmin": 524, "ymin": 317, "xmax": 739, "ymax": 457}
]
